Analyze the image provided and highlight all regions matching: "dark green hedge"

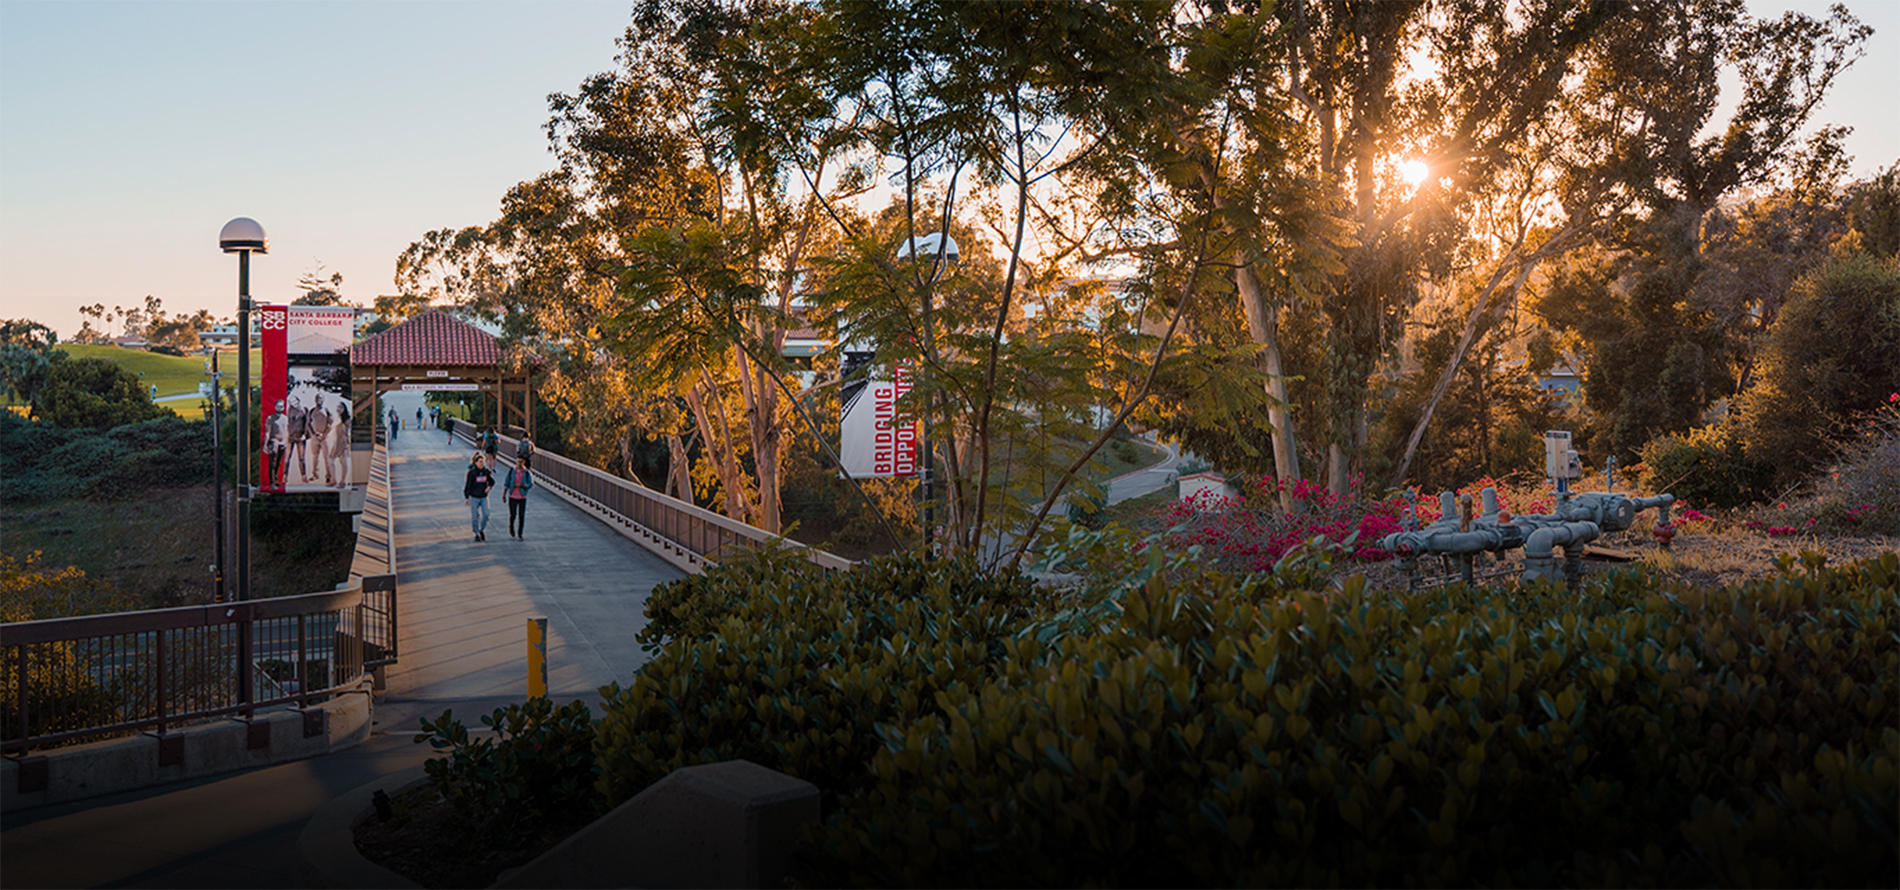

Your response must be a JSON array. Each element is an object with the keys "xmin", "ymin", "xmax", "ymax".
[
  {"xmin": 596, "ymin": 550, "xmax": 1899, "ymax": 887},
  {"xmin": 1, "ymin": 412, "xmax": 211, "ymax": 502}
]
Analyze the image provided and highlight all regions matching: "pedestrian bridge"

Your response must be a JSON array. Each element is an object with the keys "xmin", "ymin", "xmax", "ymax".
[
  {"xmin": 2, "ymin": 402, "xmax": 848, "ymax": 802},
  {"xmin": 385, "ymin": 410, "xmax": 848, "ymax": 700}
]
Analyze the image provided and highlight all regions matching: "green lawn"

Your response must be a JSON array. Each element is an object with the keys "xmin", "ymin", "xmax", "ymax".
[
  {"xmin": 6, "ymin": 344, "xmax": 263, "ymax": 420},
  {"xmin": 58, "ymin": 343, "xmax": 262, "ymax": 397}
]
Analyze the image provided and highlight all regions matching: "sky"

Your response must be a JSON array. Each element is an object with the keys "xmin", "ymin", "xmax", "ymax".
[{"xmin": 3, "ymin": 1, "xmax": 1898, "ymax": 343}]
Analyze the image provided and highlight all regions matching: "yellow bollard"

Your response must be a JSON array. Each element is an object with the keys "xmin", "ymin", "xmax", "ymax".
[{"xmin": 527, "ymin": 616, "xmax": 548, "ymax": 698}]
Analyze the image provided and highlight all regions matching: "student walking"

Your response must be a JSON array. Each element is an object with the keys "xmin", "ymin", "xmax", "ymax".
[
  {"xmin": 483, "ymin": 427, "xmax": 500, "ymax": 461},
  {"xmin": 515, "ymin": 434, "xmax": 534, "ymax": 470},
  {"xmin": 504, "ymin": 461, "xmax": 533, "ymax": 539},
  {"xmin": 464, "ymin": 453, "xmax": 496, "ymax": 541}
]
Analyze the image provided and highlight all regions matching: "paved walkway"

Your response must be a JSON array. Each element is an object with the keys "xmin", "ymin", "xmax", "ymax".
[{"xmin": 0, "ymin": 393, "xmax": 685, "ymax": 888}]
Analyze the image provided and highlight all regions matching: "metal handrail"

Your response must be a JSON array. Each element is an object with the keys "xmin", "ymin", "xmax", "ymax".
[
  {"xmin": 450, "ymin": 419, "xmax": 853, "ymax": 573},
  {"xmin": 2, "ymin": 583, "xmax": 380, "ymax": 753},
  {"xmin": 2, "ymin": 441, "xmax": 400, "ymax": 754}
]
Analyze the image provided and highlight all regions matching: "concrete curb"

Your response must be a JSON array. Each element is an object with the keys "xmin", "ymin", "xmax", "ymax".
[
  {"xmin": 1, "ymin": 682, "xmax": 374, "ymax": 812},
  {"xmin": 298, "ymin": 762, "xmax": 428, "ymax": 890}
]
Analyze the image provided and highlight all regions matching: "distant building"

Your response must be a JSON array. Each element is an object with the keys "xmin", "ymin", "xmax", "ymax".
[
  {"xmin": 1178, "ymin": 471, "xmax": 1235, "ymax": 508},
  {"xmin": 110, "ymin": 334, "xmax": 149, "ymax": 350}
]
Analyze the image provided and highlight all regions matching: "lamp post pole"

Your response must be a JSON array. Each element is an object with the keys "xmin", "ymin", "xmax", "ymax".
[
  {"xmin": 221, "ymin": 217, "xmax": 267, "ymax": 716},
  {"xmin": 210, "ymin": 349, "xmax": 224, "ymax": 603},
  {"xmin": 236, "ymin": 251, "xmax": 252, "ymax": 602}
]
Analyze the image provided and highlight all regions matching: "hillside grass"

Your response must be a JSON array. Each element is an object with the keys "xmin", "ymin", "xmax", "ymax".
[
  {"xmin": 1, "ymin": 484, "xmax": 354, "ymax": 608},
  {"xmin": 2, "ymin": 344, "xmax": 263, "ymax": 421}
]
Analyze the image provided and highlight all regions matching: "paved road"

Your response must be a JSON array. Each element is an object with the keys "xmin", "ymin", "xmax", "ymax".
[
  {"xmin": 0, "ymin": 392, "xmax": 685, "ymax": 888},
  {"xmin": 1105, "ymin": 437, "xmax": 1181, "ymax": 504}
]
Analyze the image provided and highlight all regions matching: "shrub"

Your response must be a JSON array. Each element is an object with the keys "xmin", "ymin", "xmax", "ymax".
[
  {"xmin": 598, "ymin": 551, "xmax": 1899, "ymax": 887},
  {"xmin": 596, "ymin": 547, "xmax": 1061, "ymax": 808},
  {"xmin": 414, "ymin": 698, "xmax": 600, "ymax": 840},
  {"xmin": 1779, "ymin": 395, "xmax": 1900, "ymax": 536},
  {"xmin": 33, "ymin": 356, "xmax": 167, "ymax": 430},
  {"xmin": 1639, "ymin": 422, "xmax": 1775, "ymax": 509},
  {"xmin": 1739, "ymin": 252, "xmax": 1900, "ymax": 487}
]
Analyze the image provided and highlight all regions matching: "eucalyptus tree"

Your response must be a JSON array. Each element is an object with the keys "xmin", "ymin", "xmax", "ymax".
[
  {"xmin": 399, "ymin": 0, "xmax": 867, "ymax": 533},
  {"xmin": 799, "ymin": 0, "xmax": 1328, "ymax": 558},
  {"xmin": 1529, "ymin": 0, "xmax": 1868, "ymax": 461}
]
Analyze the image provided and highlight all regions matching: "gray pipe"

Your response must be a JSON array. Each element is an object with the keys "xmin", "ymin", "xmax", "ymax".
[{"xmin": 1521, "ymin": 521, "xmax": 1600, "ymax": 583}]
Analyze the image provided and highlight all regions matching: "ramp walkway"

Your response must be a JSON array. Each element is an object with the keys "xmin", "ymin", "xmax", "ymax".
[{"xmin": 0, "ymin": 392, "xmax": 686, "ymax": 888}]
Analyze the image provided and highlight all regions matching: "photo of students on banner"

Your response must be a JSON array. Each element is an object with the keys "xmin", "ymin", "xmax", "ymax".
[
  {"xmin": 839, "ymin": 346, "xmax": 918, "ymax": 479},
  {"xmin": 259, "ymin": 305, "xmax": 363, "ymax": 493}
]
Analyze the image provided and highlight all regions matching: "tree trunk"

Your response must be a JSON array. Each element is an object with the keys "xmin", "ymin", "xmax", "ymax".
[
  {"xmin": 666, "ymin": 433, "xmax": 692, "ymax": 502},
  {"xmin": 1236, "ymin": 264, "xmax": 1303, "ymax": 508}
]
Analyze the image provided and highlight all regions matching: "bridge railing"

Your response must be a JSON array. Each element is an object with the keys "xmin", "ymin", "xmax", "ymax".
[
  {"xmin": 1, "ymin": 442, "xmax": 399, "ymax": 755},
  {"xmin": 450, "ymin": 419, "xmax": 853, "ymax": 574}
]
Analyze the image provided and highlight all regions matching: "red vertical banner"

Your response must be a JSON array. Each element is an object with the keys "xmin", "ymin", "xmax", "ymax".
[{"xmin": 259, "ymin": 305, "xmax": 288, "ymax": 493}]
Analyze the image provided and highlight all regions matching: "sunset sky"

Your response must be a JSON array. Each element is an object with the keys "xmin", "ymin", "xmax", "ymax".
[{"xmin": 3, "ymin": 0, "xmax": 1896, "ymax": 341}]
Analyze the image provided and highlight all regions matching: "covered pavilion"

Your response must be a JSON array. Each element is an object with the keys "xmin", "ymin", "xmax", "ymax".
[{"xmin": 350, "ymin": 308, "xmax": 541, "ymax": 438}]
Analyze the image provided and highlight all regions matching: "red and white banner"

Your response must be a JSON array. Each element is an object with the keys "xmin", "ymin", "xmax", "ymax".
[
  {"xmin": 259, "ymin": 306, "xmax": 357, "ymax": 494},
  {"xmin": 840, "ymin": 356, "xmax": 917, "ymax": 478}
]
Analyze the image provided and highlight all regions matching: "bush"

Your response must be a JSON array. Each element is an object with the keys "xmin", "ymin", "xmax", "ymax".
[
  {"xmin": 34, "ymin": 356, "xmax": 167, "ymax": 430},
  {"xmin": 598, "ymin": 551, "xmax": 1899, "ymax": 887},
  {"xmin": 414, "ymin": 698, "xmax": 600, "ymax": 840},
  {"xmin": 1739, "ymin": 252, "xmax": 1900, "ymax": 487},
  {"xmin": 1639, "ymin": 421, "xmax": 1775, "ymax": 509},
  {"xmin": 0, "ymin": 412, "xmax": 212, "ymax": 504},
  {"xmin": 595, "ymin": 547, "xmax": 1060, "ymax": 809},
  {"xmin": 1787, "ymin": 396, "xmax": 1900, "ymax": 536}
]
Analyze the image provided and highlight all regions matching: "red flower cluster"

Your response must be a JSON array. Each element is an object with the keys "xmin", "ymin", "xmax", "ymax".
[
  {"xmin": 1161, "ymin": 476, "xmax": 1404, "ymax": 572},
  {"xmin": 1677, "ymin": 507, "xmax": 1713, "ymax": 525}
]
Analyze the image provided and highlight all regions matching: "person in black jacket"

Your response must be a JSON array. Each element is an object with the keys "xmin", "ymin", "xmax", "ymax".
[{"xmin": 464, "ymin": 453, "xmax": 496, "ymax": 541}]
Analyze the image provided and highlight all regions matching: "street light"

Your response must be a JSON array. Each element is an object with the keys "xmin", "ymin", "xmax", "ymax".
[
  {"xmin": 221, "ymin": 217, "xmax": 265, "ymax": 719},
  {"xmin": 220, "ymin": 217, "xmax": 266, "ymax": 604}
]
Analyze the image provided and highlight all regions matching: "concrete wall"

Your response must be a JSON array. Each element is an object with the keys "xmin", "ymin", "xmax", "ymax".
[
  {"xmin": 1, "ymin": 681, "xmax": 373, "ymax": 811},
  {"xmin": 493, "ymin": 759, "xmax": 820, "ymax": 889}
]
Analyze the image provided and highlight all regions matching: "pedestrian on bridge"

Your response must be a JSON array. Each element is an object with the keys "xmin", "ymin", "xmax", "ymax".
[
  {"xmin": 465, "ymin": 453, "xmax": 496, "ymax": 541},
  {"xmin": 504, "ymin": 461, "xmax": 533, "ymax": 539},
  {"xmin": 515, "ymin": 434, "xmax": 534, "ymax": 470}
]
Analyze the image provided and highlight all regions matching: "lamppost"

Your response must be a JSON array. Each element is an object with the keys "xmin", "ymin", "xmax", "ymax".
[
  {"xmin": 897, "ymin": 233, "xmax": 957, "ymax": 556},
  {"xmin": 220, "ymin": 217, "xmax": 265, "ymax": 717},
  {"xmin": 220, "ymin": 217, "xmax": 266, "ymax": 603}
]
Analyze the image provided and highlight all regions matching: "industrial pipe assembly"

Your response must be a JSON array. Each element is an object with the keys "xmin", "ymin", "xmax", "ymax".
[{"xmin": 1379, "ymin": 431, "xmax": 1676, "ymax": 589}]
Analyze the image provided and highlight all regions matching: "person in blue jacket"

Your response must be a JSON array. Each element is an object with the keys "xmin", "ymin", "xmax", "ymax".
[{"xmin": 503, "ymin": 461, "xmax": 534, "ymax": 539}]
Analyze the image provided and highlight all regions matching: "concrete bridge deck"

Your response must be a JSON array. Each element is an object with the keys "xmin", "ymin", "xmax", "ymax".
[{"xmin": 0, "ymin": 392, "xmax": 686, "ymax": 887}]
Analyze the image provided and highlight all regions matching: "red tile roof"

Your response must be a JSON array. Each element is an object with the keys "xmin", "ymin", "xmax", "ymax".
[{"xmin": 351, "ymin": 308, "xmax": 522, "ymax": 367}]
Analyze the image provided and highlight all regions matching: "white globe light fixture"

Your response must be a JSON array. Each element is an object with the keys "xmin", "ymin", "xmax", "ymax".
[{"xmin": 219, "ymin": 217, "xmax": 269, "ymax": 254}]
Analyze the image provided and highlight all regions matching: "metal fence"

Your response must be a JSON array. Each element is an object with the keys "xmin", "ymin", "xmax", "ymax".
[
  {"xmin": 1, "ymin": 587, "xmax": 389, "ymax": 753},
  {"xmin": 450, "ymin": 419, "xmax": 853, "ymax": 573},
  {"xmin": 1, "ymin": 441, "xmax": 399, "ymax": 755}
]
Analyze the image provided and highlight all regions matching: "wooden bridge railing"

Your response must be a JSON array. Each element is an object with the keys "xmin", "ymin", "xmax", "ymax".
[{"xmin": 450, "ymin": 419, "xmax": 853, "ymax": 575}]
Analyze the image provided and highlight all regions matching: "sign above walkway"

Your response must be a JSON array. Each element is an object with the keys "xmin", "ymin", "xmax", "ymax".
[{"xmin": 400, "ymin": 383, "xmax": 480, "ymax": 391}]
